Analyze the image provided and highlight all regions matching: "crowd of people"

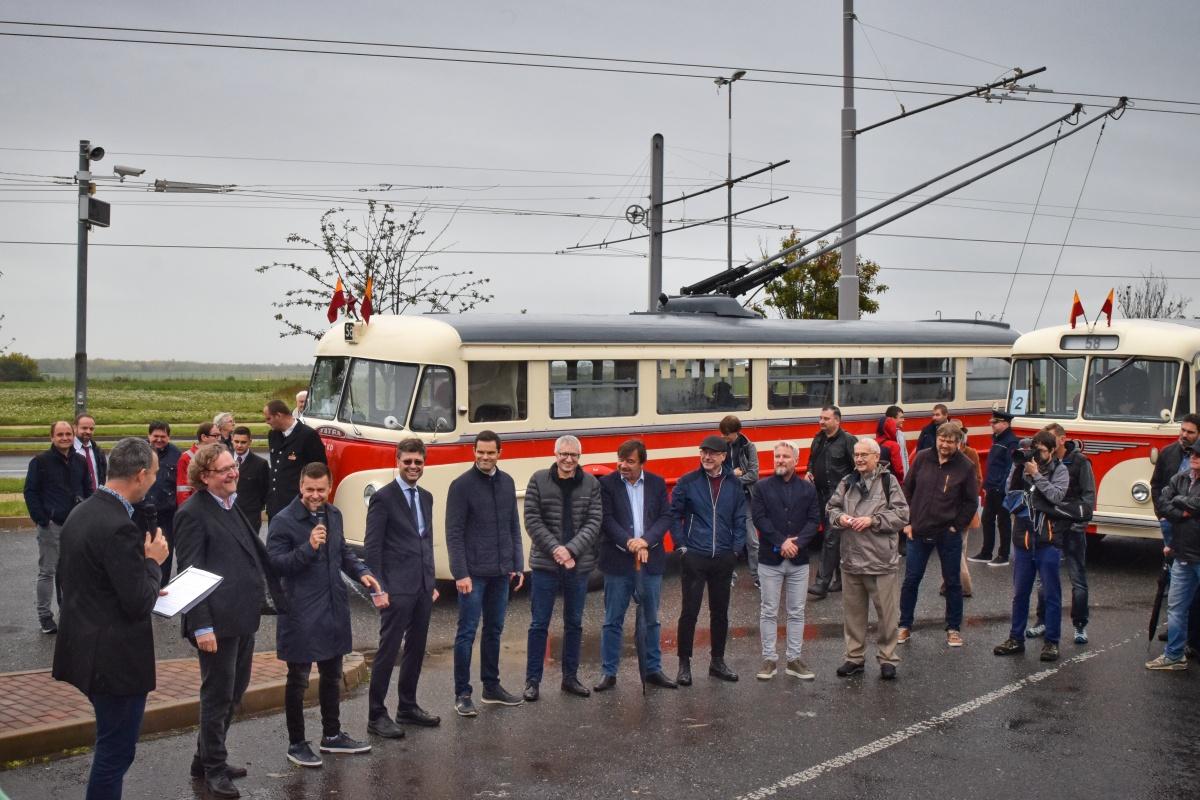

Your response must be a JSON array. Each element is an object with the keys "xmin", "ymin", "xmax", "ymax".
[{"xmin": 26, "ymin": 396, "xmax": 1200, "ymax": 800}]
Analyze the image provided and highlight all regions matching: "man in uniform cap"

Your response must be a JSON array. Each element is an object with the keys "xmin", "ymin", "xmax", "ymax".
[{"xmin": 970, "ymin": 409, "xmax": 1019, "ymax": 566}]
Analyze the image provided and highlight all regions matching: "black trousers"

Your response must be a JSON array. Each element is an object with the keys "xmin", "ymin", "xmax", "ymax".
[
  {"xmin": 369, "ymin": 590, "xmax": 433, "ymax": 721},
  {"xmin": 677, "ymin": 550, "xmax": 736, "ymax": 661},
  {"xmin": 285, "ymin": 657, "xmax": 342, "ymax": 744},
  {"xmin": 979, "ymin": 488, "xmax": 1012, "ymax": 559},
  {"xmin": 817, "ymin": 525, "xmax": 842, "ymax": 585},
  {"xmin": 158, "ymin": 509, "xmax": 176, "ymax": 589},
  {"xmin": 196, "ymin": 634, "xmax": 255, "ymax": 778}
]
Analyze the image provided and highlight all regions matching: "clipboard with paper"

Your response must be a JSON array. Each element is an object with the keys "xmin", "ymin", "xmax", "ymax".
[{"xmin": 153, "ymin": 566, "xmax": 223, "ymax": 618}]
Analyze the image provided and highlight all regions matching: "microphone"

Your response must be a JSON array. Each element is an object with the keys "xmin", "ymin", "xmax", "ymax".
[{"xmin": 314, "ymin": 509, "xmax": 327, "ymax": 554}]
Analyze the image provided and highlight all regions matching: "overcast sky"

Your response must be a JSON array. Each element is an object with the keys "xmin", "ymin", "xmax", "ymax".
[{"xmin": 1, "ymin": 1, "xmax": 1197, "ymax": 362}]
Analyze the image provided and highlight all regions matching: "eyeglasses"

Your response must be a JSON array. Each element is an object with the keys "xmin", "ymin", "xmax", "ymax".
[
  {"xmin": 208, "ymin": 464, "xmax": 239, "ymax": 475},
  {"xmin": 556, "ymin": 452, "xmax": 580, "ymax": 459},
  {"xmin": 399, "ymin": 458, "xmax": 425, "ymax": 466},
  {"xmin": 201, "ymin": 432, "xmax": 220, "ymax": 439},
  {"xmin": 852, "ymin": 453, "xmax": 875, "ymax": 460}
]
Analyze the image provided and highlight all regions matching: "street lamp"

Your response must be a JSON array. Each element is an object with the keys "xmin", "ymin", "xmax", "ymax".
[{"xmin": 714, "ymin": 69, "xmax": 747, "ymax": 271}]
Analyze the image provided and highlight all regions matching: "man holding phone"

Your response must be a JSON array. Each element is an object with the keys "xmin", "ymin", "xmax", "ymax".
[{"xmin": 267, "ymin": 463, "xmax": 384, "ymax": 767}]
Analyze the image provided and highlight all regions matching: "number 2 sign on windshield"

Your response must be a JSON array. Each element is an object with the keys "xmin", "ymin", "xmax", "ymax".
[{"xmin": 1010, "ymin": 389, "xmax": 1029, "ymax": 416}]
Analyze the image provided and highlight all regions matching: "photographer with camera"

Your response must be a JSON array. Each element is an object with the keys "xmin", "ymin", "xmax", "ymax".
[
  {"xmin": 993, "ymin": 430, "xmax": 1073, "ymax": 662},
  {"xmin": 1026, "ymin": 423, "xmax": 1096, "ymax": 645}
]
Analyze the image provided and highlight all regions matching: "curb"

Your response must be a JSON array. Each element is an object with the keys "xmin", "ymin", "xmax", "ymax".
[
  {"xmin": 0, "ymin": 517, "xmax": 34, "ymax": 530},
  {"xmin": 0, "ymin": 652, "xmax": 367, "ymax": 764}
]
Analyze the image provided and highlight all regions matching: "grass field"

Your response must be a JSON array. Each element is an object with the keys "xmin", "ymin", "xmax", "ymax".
[
  {"xmin": 0, "ymin": 478, "xmax": 23, "ymax": 493},
  {"xmin": 0, "ymin": 499, "xmax": 26, "ymax": 517},
  {"xmin": 0, "ymin": 378, "xmax": 306, "ymax": 426}
]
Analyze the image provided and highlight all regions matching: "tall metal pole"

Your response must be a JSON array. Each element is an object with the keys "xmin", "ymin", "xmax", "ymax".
[
  {"xmin": 726, "ymin": 84, "xmax": 734, "ymax": 271},
  {"xmin": 648, "ymin": 133, "xmax": 664, "ymax": 310},
  {"xmin": 75, "ymin": 140, "xmax": 90, "ymax": 417},
  {"xmin": 838, "ymin": 0, "xmax": 859, "ymax": 320}
]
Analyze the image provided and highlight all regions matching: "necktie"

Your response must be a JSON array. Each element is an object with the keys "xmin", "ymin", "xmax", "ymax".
[
  {"xmin": 238, "ymin": 454, "xmax": 245, "ymax": 467},
  {"xmin": 407, "ymin": 487, "xmax": 422, "ymax": 536},
  {"xmin": 83, "ymin": 445, "xmax": 97, "ymax": 491}
]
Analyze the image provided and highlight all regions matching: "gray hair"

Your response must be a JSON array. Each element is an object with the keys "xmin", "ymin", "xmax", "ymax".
[
  {"xmin": 773, "ymin": 440, "xmax": 797, "ymax": 456},
  {"xmin": 937, "ymin": 420, "xmax": 966, "ymax": 443},
  {"xmin": 213, "ymin": 412, "xmax": 234, "ymax": 428},
  {"xmin": 854, "ymin": 439, "xmax": 881, "ymax": 456},
  {"xmin": 107, "ymin": 437, "xmax": 156, "ymax": 480},
  {"xmin": 554, "ymin": 434, "xmax": 582, "ymax": 454}
]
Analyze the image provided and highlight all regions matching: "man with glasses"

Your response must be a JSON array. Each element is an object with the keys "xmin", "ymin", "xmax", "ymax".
[
  {"xmin": 364, "ymin": 439, "xmax": 441, "ymax": 738},
  {"xmin": 672, "ymin": 434, "xmax": 747, "ymax": 685},
  {"xmin": 264, "ymin": 399, "xmax": 327, "ymax": 520},
  {"xmin": 522, "ymin": 435, "xmax": 603, "ymax": 701},
  {"xmin": 176, "ymin": 423, "xmax": 221, "ymax": 508},
  {"xmin": 971, "ymin": 410, "xmax": 1019, "ymax": 566},
  {"xmin": 175, "ymin": 444, "xmax": 286, "ymax": 798}
]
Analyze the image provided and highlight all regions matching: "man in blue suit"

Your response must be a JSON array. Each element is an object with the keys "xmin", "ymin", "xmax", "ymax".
[
  {"xmin": 594, "ymin": 440, "xmax": 677, "ymax": 691},
  {"xmin": 364, "ymin": 438, "xmax": 440, "ymax": 739}
]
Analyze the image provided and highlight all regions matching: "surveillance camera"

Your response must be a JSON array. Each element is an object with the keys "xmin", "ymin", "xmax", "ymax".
[
  {"xmin": 113, "ymin": 165, "xmax": 146, "ymax": 179},
  {"xmin": 88, "ymin": 146, "xmax": 105, "ymax": 162}
]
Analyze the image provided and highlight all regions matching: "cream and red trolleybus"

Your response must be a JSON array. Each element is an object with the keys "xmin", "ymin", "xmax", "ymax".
[{"xmin": 302, "ymin": 299, "xmax": 1017, "ymax": 578}]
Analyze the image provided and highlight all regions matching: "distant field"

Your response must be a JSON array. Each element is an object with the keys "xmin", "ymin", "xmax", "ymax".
[
  {"xmin": 0, "ymin": 499, "xmax": 26, "ymax": 517},
  {"xmin": 0, "ymin": 478, "xmax": 23, "ymax": 493},
  {"xmin": 0, "ymin": 379, "xmax": 307, "ymax": 426}
]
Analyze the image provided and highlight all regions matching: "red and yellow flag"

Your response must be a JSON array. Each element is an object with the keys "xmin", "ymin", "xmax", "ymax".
[
  {"xmin": 1069, "ymin": 291, "xmax": 1086, "ymax": 329},
  {"xmin": 326, "ymin": 276, "xmax": 346, "ymax": 323},
  {"xmin": 1099, "ymin": 288, "xmax": 1114, "ymax": 327},
  {"xmin": 361, "ymin": 276, "xmax": 374, "ymax": 324}
]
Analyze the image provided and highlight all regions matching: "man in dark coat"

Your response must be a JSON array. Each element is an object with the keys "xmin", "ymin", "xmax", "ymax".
[
  {"xmin": 25, "ymin": 420, "xmax": 92, "ymax": 633},
  {"xmin": 231, "ymin": 426, "xmax": 270, "ymax": 529},
  {"xmin": 446, "ymin": 430, "xmax": 525, "ymax": 717},
  {"xmin": 806, "ymin": 405, "xmax": 857, "ymax": 599},
  {"xmin": 1152, "ymin": 413, "xmax": 1200, "ymax": 547},
  {"xmin": 73, "ymin": 412, "xmax": 107, "ymax": 491},
  {"xmin": 594, "ymin": 439, "xmax": 676, "ymax": 692},
  {"xmin": 364, "ymin": 438, "xmax": 441, "ymax": 738},
  {"xmin": 53, "ymin": 438, "xmax": 168, "ymax": 800},
  {"xmin": 144, "ymin": 421, "xmax": 182, "ymax": 588},
  {"xmin": 267, "ymin": 462, "xmax": 382, "ymax": 767},
  {"xmin": 263, "ymin": 399, "xmax": 327, "ymax": 519},
  {"xmin": 971, "ymin": 409, "xmax": 1019, "ymax": 565},
  {"xmin": 175, "ymin": 444, "xmax": 287, "ymax": 799}
]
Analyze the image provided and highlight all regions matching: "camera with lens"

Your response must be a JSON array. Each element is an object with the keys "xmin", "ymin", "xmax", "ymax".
[{"xmin": 1011, "ymin": 437, "xmax": 1035, "ymax": 465}]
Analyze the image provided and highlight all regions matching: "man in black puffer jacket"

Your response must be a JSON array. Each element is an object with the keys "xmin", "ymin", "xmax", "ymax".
[{"xmin": 1147, "ymin": 444, "xmax": 1200, "ymax": 671}]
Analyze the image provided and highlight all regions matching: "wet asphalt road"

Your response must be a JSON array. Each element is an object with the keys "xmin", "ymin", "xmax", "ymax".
[{"xmin": 1, "ymin": 529, "xmax": 1196, "ymax": 799}]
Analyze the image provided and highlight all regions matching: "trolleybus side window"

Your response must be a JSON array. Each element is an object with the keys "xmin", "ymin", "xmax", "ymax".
[
  {"xmin": 1083, "ymin": 357, "xmax": 1180, "ymax": 422},
  {"xmin": 838, "ymin": 357, "xmax": 896, "ymax": 407},
  {"xmin": 767, "ymin": 358, "xmax": 833, "ymax": 410},
  {"xmin": 306, "ymin": 356, "xmax": 349, "ymax": 421},
  {"xmin": 1177, "ymin": 365, "xmax": 1193, "ymax": 419},
  {"xmin": 549, "ymin": 359, "xmax": 637, "ymax": 420},
  {"xmin": 901, "ymin": 357, "xmax": 955, "ymax": 403},
  {"xmin": 468, "ymin": 361, "xmax": 528, "ymax": 423},
  {"xmin": 966, "ymin": 356, "xmax": 1010, "ymax": 401},
  {"xmin": 1009, "ymin": 357, "xmax": 1084, "ymax": 418},
  {"xmin": 657, "ymin": 358, "xmax": 751, "ymax": 414},
  {"xmin": 411, "ymin": 365, "xmax": 457, "ymax": 433},
  {"xmin": 339, "ymin": 359, "xmax": 419, "ymax": 430}
]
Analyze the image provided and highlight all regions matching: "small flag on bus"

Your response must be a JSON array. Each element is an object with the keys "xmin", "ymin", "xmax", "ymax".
[
  {"xmin": 1099, "ymin": 288, "xmax": 1114, "ymax": 327},
  {"xmin": 327, "ymin": 276, "xmax": 347, "ymax": 323},
  {"xmin": 1069, "ymin": 291, "xmax": 1086, "ymax": 329}
]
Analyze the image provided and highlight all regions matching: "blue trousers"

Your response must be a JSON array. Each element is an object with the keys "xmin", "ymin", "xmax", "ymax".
[
  {"xmin": 453, "ymin": 574, "xmax": 511, "ymax": 696},
  {"xmin": 1166, "ymin": 560, "xmax": 1200, "ymax": 660},
  {"xmin": 899, "ymin": 531, "xmax": 963, "ymax": 631},
  {"xmin": 1010, "ymin": 544, "xmax": 1062, "ymax": 643},
  {"xmin": 525, "ymin": 568, "xmax": 590, "ymax": 683},
  {"xmin": 1036, "ymin": 528, "xmax": 1088, "ymax": 628},
  {"xmin": 87, "ymin": 692, "xmax": 147, "ymax": 800},
  {"xmin": 600, "ymin": 572, "xmax": 663, "ymax": 676}
]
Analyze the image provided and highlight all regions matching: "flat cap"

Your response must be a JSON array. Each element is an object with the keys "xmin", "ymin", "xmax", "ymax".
[{"xmin": 699, "ymin": 434, "xmax": 729, "ymax": 453}]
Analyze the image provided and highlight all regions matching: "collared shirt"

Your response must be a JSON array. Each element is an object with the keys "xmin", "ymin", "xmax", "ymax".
[
  {"xmin": 97, "ymin": 485, "xmax": 134, "ymax": 518},
  {"xmin": 74, "ymin": 437, "xmax": 100, "ymax": 491},
  {"xmin": 396, "ymin": 476, "xmax": 425, "ymax": 535},
  {"xmin": 622, "ymin": 473, "xmax": 645, "ymax": 540},
  {"xmin": 282, "ymin": 420, "xmax": 298, "ymax": 439},
  {"xmin": 208, "ymin": 491, "xmax": 238, "ymax": 511}
]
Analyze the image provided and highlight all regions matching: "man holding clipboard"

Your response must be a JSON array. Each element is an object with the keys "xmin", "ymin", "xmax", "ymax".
[{"xmin": 53, "ymin": 438, "xmax": 169, "ymax": 800}]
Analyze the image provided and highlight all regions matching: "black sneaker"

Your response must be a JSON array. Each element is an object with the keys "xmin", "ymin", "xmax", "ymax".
[
  {"xmin": 993, "ymin": 638, "xmax": 1025, "ymax": 656},
  {"xmin": 287, "ymin": 741, "xmax": 323, "ymax": 767},
  {"xmin": 522, "ymin": 681, "xmax": 540, "ymax": 702},
  {"xmin": 39, "ymin": 618, "xmax": 57, "ymax": 635},
  {"xmin": 455, "ymin": 694, "xmax": 478, "ymax": 717},
  {"xmin": 319, "ymin": 732, "xmax": 370, "ymax": 754},
  {"xmin": 480, "ymin": 684, "xmax": 524, "ymax": 706},
  {"xmin": 966, "ymin": 552, "xmax": 992, "ymax": 564},
  {"xmin": 880, "ymin": 663, "xmax": 897, "ymax": 681},
  {"xmin": 988, "ymin": 556, "xmax": 1010, "ymax": 567},
  {"xmin": 835, "ymin": 661, "xmax": 865, "ymax": 677}
]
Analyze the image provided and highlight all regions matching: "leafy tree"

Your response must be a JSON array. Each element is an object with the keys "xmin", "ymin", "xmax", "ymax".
[
  {"xmin": 0, "ymin": 352, "xmax": 40, "ymax": 381},
  {"xmin": 257, "ymin": 201, "xmax": 493, "ymax": 339},
  {"xmin": 750, "ymin": 231, "xmax": 887, "ymax": 319},
  {"xmin": 1115, "ymin": 269, "xmax": 1191, "ymax": 319}
]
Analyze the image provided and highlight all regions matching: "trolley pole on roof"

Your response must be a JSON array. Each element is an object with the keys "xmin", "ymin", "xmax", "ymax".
[
  {"xmin": 838, "ymin": 0, "xmax": 859, "ymax": 321},
  {"xmin": 648, "ymin": 133, "xmax": 664, "ymax": 311}
]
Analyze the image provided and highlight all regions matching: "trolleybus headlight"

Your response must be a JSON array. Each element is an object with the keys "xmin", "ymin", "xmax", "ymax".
[
  {"xmin": 1131, "ymin": 482, "xmax": 1151, "ymax": 503},
  {"xmin": 364, "ymin": 483, "xmax": 378, "ymax": 508}
]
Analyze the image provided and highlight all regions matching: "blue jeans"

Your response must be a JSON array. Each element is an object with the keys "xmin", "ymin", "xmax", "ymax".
[
  {"xmin": 600, "ymin": 572, "xmax": 663, "ymax": 676},
  {"xmin": 525, "ymin": 568, "xmax": 590, "ymax": 683},
  {"xmin": 899, "ymin": 531, "xmax": 964, "ymax": 631},
  {"xmin": 1165, "ymin": 560, "xmax": 1200, "ymax": 660},
  {"xmin": 87, "ymin": 692, "xmax": 148, "ymax": 800},
  {"xmin": 1010, "ymin": 543, "xmax": 1062, "ymax": 643},
  {"xmin": 453, "ymin": 574, "xmax": 511, "ymax": 696},
  {"xmin": 1036, "ymin": 529, "xmax": 1088, "ymax": 628}
]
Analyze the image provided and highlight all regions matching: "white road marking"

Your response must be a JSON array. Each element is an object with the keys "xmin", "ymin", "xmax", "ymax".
[{"xmin": 734, "ymin": 637, "xmax": 1131, "ymax": 800}]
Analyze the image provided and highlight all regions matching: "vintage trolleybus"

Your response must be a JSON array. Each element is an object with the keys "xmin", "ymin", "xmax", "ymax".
[
  {"xmin": 303, "ymin": 301, "xmax": 1017, "ymax": 578},
  {"xmin": 1007, "ymin": 319, "xmax": 1200, "ymax": 539}
]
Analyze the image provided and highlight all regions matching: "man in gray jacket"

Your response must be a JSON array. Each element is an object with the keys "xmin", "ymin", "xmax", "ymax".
[
  {"xmin": 827, "ymin": 439, "xmax": 910, "ymax": 680},
  {"xmin": 523, "ymin": 435, "xmax": 603, "ymax": 701}
]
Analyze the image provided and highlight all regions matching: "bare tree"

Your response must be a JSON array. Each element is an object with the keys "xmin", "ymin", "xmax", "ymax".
[
  {"xmin": 257, "ymin": 201, "xmax": 493, "ymax": 339},
  {"xmin": 1115, "ymin": 269, "xmax": 1191, "ymax": 320}
]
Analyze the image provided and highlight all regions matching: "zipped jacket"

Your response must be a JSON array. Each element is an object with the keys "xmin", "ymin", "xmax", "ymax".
[
  {"xmin": 827, "ymin": 465, "xmax": 910, "ymax": 575},
  {"xmin": 670, "ymin": 464, "xmax": 747, "ymax": 557},
  {"xmin": 1008, "ymin": 458, "xmax": 1070, "ymax": 550}
]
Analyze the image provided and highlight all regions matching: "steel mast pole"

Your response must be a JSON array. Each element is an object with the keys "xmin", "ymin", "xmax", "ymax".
[{"xmin": 838, "ymin": 0, "xmax": 859, "ymax": 320}]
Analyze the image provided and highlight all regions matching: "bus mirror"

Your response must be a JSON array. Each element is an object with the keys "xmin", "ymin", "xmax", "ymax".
[
  {"xmin": 383, "ymin": 415, "xmax": 402, "ymax": 430},
  {"xmin": 1161, "ymin": 409, "xmax": 1172, "ymax": 423}
]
